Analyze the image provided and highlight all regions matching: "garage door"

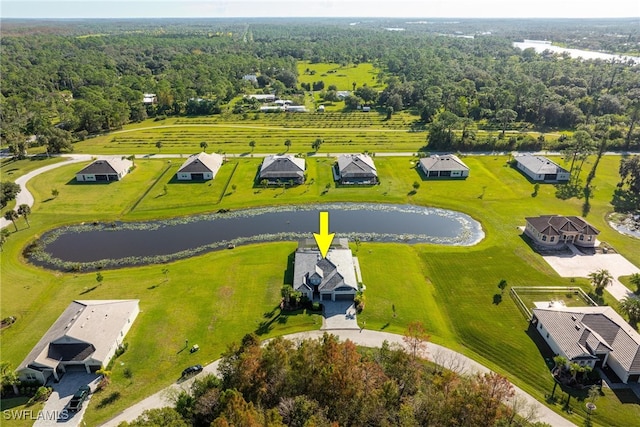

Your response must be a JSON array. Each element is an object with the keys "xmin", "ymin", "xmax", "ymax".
[
  {"xmin": 191, "ymin": 173, "xmax": 204, "ymax": 180},
  {"xmin": 321, "ymin": 294, "xmax": 332, "ymax": 301},
  {"xmin": 334, "ymin": 294, "xmax": 354, "ymax": 301}
]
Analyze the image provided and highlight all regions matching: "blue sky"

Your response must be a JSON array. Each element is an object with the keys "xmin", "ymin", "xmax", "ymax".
[{"xmin": 2, "ymin": 0, "xmax": 639, "ymax": 19}]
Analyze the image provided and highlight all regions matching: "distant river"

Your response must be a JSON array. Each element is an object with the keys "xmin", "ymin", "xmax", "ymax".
[
  {"xmin": 30, "ymin": 203, "xmax": 484, "ymax": 270},
  {"xmin": 513, "ymin": 40, "xmax": 640, "ymax": 63}
]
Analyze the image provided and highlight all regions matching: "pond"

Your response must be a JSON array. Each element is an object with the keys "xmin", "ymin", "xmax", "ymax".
[{"xmin": 30, "ymin": 203, "xmax": 484, "ymax": 270}]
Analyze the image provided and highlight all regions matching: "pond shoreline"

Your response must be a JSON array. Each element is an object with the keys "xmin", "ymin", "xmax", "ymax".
[{"xmin": 30, "ymin": 203, "xmax": 484, "ymax": 271}]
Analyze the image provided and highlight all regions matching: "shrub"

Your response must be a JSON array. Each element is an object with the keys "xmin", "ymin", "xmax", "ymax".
[{"xmin": 27, "ymin": 386, "xmax": 51, "ymax": 405}]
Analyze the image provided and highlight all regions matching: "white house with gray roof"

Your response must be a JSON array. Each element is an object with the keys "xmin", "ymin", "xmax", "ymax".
[
  {"xmin": 514, "ymin": 154, "xmax": 570, "ymax": 182},
  {"xmin": 17, "ymin": 300, "xmax": 140, "ymax": 384},
  {"xmin": 293, "ymin": 239, "xmax": 359, "ymax": 302},
  {"xmin": 335, "ymin": 154, "xmax": 378, "ymax": 184},
  {"xmin": 76, "ymin": 157, "xmax": 133, "ymax": 182},
  {"xmin": 176, "ymin": 152, "xmax": 224, "ymax": 181},
  {"xmin": 532, "ymin": 305, "xmax": 640, "ymax": 384},
  {"xmin": 259, "ymin": 155, "xmax": 305, "ymax": 184},
  {"xmin": 419, "ymin": 154, "xmax": 469, "ymax": 179}
]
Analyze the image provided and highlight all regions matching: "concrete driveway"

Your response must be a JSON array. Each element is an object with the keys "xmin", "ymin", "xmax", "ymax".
[
  {"xmin": 542, "ymin": 251, "xmax": 639, "ymax": 301},
  {"xmin": 321, "ymin": 301, "xmax": 359, "ymax": 330},
  {"xmin": 34, "ymin": 372, "xmax": 99, "ymax": 427}
]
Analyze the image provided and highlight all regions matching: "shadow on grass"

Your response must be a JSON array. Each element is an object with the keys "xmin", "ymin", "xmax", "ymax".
[
  {"xmin": 492, "ymin": 294, "xmax": 503, "ymax": 305},
  {"xmin": 65, "ymin": 178, "xmax": 115, "ymax": 186},
  {"xmin": 79, "ymin": 285, "xmax": 99, "ymax": 295},
  {"xmin": 0, "ymin": 396, "xmax": 30, "ymax": 411},
  {"xmin": 282, "ymin": 251, "xmax": 295, "ymax": 286},
  {"xmin": 611, "ymin": 387, "xmax": 640, "ymax": 404},
  {"xmin": 96, "ymin": 391, "xmax": 121, "ymax": 409}
]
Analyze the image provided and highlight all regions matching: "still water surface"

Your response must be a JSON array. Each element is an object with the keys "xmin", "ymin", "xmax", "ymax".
[{"xmin": 33, "ymin": 203, "xmax": 484, "ymax": 269}]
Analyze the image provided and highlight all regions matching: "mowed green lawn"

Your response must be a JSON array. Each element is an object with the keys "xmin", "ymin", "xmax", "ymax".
[
  {"xmin": 1, "ymin": 154, "xmax": 639, "ymax": 426},
  {"xmin": 296, "ymin": 62, "xmax": 384, "ymax": 91}
]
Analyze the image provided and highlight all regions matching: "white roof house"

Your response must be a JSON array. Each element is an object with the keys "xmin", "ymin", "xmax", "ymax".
[
  {"xmin": 514, "ymin": 154, "xmax": 570, "ymax": 182},
  {"xmin": 76, "ymin": 157, "xmax": 133, "ymax": 182},
  {"xmin": 419, "ymin": 154, "xmax": 470, "ymax": 178},
  {"xmin": 246, "ymin": 94, "xmax": 276, "ymax": 102},
  {"xmin": 293, "ymin": 239, "xmax": 359, "ymax": 302},
  {"xmin": 533, "ymin": 305, "xmax": 640, "ymax": 384},
  {"xmin": 176, "ymin": 152, "xmax": 224, "ymax": 181},
  {"xmin": 142, "ymin": 93, "xmax": 157, "ymax": 104},
  {"xmin": 17, "ymin": 300, "xmax": 140, "ymax": 384}
]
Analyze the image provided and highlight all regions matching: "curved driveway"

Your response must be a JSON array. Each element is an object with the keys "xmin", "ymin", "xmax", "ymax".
[
  {"xmin": 100, "ymin": 329, "xmax": 576, "ymax": 427},
  {"xmin": 0, "ymin": 155, "xmax": 92, "ymax": 229}
]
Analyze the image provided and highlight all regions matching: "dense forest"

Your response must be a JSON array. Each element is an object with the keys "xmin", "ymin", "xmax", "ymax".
[
  {"xmin": 1, "ymin": 18, "xmax": 639, "ymax": 155},
  {"xmin": 121, "ymin": 333, "xmax": 549, "ymax": 427}
]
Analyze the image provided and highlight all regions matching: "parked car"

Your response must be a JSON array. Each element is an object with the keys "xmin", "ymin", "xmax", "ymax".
[
  {"xmin": 67, "ymin": 385, "xmax": 91, "ymax": 412},
  {"xmin": 181, "ymin": 364, "xmax": 203, "ymax": 377}
]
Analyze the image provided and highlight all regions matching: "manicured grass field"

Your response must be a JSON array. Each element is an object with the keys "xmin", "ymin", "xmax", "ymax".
[
  {"xmin": 296, "ymin": 62, "xmax": 384, "ymax": 92},
  {"xmin": 2, "ymin": 154, "xmax": 639, "ymax": 426}
]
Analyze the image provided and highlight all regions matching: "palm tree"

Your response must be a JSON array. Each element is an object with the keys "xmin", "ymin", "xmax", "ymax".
[
  {"xmin": 249, "ymin": 140, "xmax": 256, "ymax": 152},
  {"xmin": 569, "ymin": 362, "xmax": 583, "ymax": 383},
  {"xmin": 284, "ymin": 139, "xmax": 292, "ymax": 151},
  {"xmin": 17, "ymin": 204, "xmax": 31, "ymax": 227},
  {"xmin": 4, "ymin": 210, "xmax": 18, "ymax": 232},
  {"xmin": 588, "ymin": 269, "xmax": 613, "ymax": 293},
  {"xmin": 155, "ymin": 141, "xmax": 163, "ymax": 152},
  {"xmin": 620, "ymin": 296, "xmax": 640, "ymax": 325},
  {"xmin": 200, "ymin": 141, "xmax": 208, "ymax": 152},
  {"xmin": 553, "ymin": 355, "xmax": 568, "ymax": 372},
  {"xmin": 0, "ymin": 361, "xmax": 20, "ymax": 395},
  {"xmin": 629, "ymin": 273, "xmax": 640, "ymax": 294}
]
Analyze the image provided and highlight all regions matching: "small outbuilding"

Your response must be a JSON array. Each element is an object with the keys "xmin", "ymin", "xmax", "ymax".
[
  {"xmin": 335, "ymin": 154, "xmax": 378, "ymax": 184},
  {"xmin": 76, "ymin": 157, "xmax": 133, "ymax": 182},
  {"xmin": 418, "ymin": 154, "xmax": 469, "ymax": 179},
  {"xmin": 259, "ymin": 155, "xmax": 306, "ymax": 184},
  {"xmin": 514, "ymin": 154, "xmax": 570, "ymax": 182},
  {"xmin": 17, "ymin": 300, "xmax": 140, "ymax": 384},
  {"xmin": 176, "ymin": 152, "xmax": 224, "ymax": 181}
]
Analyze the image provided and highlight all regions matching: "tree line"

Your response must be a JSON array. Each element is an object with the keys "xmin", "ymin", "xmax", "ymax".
[
  {"xmin": 1, "ymin": 21, "xmax": 639, "ymax": 156},
  {"xmin": 121, "ymin": 332, "xmax": 549, "ymax": 427}
]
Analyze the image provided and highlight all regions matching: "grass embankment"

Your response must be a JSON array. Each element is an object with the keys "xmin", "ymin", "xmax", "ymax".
[{"xmin": 1, "ymin": 154, "xmax": 639, "ymax": 427}]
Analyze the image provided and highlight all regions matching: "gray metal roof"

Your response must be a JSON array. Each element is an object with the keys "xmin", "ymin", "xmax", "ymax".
[
  {"xmin": 260, "ymin": 155, "xmax": 305, "ymax": 179},
  {"xmin": 419, "ymin": 154, "xmax": 469, "ymax": 172},
  {"xmin": 515, "ymin": 154, "xmax": 569, "ymax": 175},
  {"xmin": 337, "ymin": 154, "xmax": 377, "ymax": 178}
]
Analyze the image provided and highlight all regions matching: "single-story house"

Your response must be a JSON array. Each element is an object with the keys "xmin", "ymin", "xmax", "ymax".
[
  {"xmin": 176, "ymin": 152, "xmax": 224, "ymax": 181},
  {"xmin": 418, "ymin": 154, "xmax": 470, "ymax": 178},
  {"xmin": 246, "ymin": 94, "xmax": 276, "ymax": 103},
  {"xmin": 76, "ymin": 157, "xmax": 133, "ymax": 182},
  {"xmin": 532, "ymin": 305, "xmax": 640, "ymax": 384},
  {"xmin": 514, "ymin": 154, "xmax": 570, "ymax": 182},
  {"xmin": 17, "ymin": 300, "xmax": 140, "ymax": 384},
  {"xmin": 335, "ymin": 154, "xmax": 378, "ymax": 184},
  {"xmin": 242, "ymin": 74, "xmax": 258, "ymax": 83},
  {"xmin": 336, "ymin": 91, "xmax": 351, "ymax": 100},
  {"xmin": 285, "ymin": 105, "xmax": 308, "ymax": 113},
  {"xmin": 142, "ymin": 93, "xmax": 156, "ymax": 104},
  {"xmin": 259, "ymin": 155, "xmax": 305, "ymax": 184},
  {"xmin": 524, "ymin": 215, "xmax": 599, "ymax": 247},
  {"xmin": 293, "ymin": 238, "xmax": 359, "ymax": 302}
]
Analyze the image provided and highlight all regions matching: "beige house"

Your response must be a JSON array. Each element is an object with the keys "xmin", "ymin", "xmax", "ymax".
[
  {"xmin": 17, "ymin": 300, "xmax": 140, "ymax": 384},
  {"xmin": 524, "ymin": 215, "xmax": 599, "ymax": 247},
  {"xmin": 515, "ymin": 154, "xmax": 570, "ymax": 182},
  {"xmin": 419, "ymin": 154, "xmax": 469, "ymax": 179},
  {"xmin": 176, "ymin": 152, "xmax": 224, "ymax": 181},
  {"xmin": 259, "ymin": 155, "xmax": 306, "ymax": 184},
  {"xmin": 335, "ymin": 154, "xmax": 378, "ymax": 184},
  {"xmin": 533, "ymin": 306, "xmax": 640, "ymax": 384}
]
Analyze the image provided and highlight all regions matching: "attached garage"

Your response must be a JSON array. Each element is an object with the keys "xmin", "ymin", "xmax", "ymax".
[
  {"xmin": 334, "ymin": 293, "xmax": 355, "ymax": 301},
  {"xmin": 76, "ymin": 157, "xmax": 133, "ymax": 183}
]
